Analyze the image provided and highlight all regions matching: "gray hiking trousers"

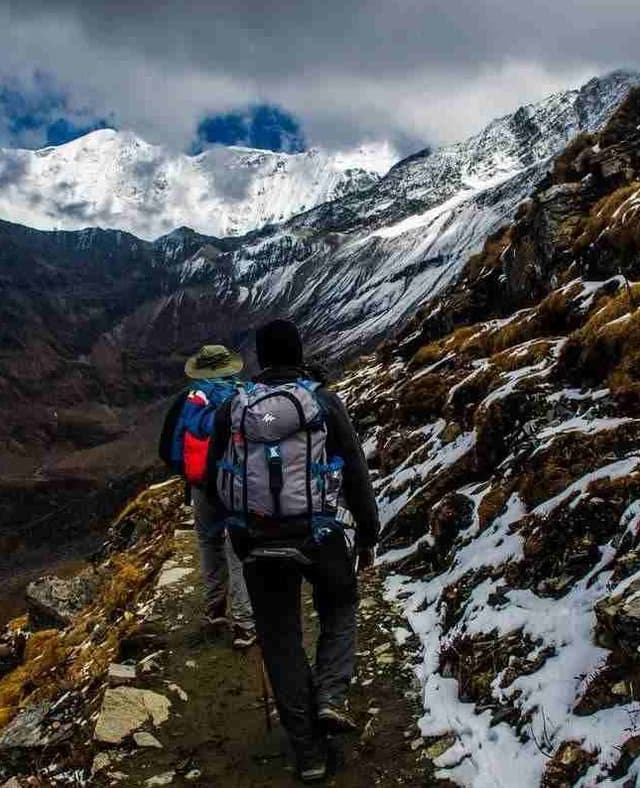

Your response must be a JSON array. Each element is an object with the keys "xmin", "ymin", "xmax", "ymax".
[
  {"xmin": 192, "ymin": 487, "xmax": 253, "ymax": 628},
  {"xmin": 242, "ymin": 530, "xmax": 358, "ymax": 753}
]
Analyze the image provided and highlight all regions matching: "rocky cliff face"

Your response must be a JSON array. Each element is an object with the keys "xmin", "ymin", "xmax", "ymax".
[
  {"xmin": 335, "ymin": 86, "xmax": 640, "ymax": 786},
  {"xmin": 0, "ymin": 222, "xmax": 227, "ymax": 560},
  {"xmin": 184, "ymin": 70, "xmax": 640, "ymax": 360}
]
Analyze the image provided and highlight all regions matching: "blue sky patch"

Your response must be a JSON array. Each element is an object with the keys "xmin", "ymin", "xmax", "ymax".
[
  {"xmin": 0, "ymin": 72, "xmax": 306, "ymax": 155},
  {"xmin": 0, "ymin": 71, "xmax": 112, "ymax": 148},
  {"xmin": 192, "ymin": 104, "xmax": 306, "ymax": 154}
]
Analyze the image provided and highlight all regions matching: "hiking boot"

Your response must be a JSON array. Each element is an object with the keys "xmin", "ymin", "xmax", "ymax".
[
  {"xmin": 318, "ymin": 701, "xmax": 357, "ymax": 734},
  {"xmin": 297, "ymin": 741, "xmax": 327, "ymax": 783},
  {"xmin": 232, "ymin": 624, "xmax": 257, "ymax": 650},
  {"xmin": 202, "ymin": 602, "xmax": 228, "ymax": 631}
]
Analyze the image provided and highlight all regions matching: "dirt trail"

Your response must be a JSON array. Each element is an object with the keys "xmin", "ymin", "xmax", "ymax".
[{"xmin": 96, "ymin": 529, "xmax": 435, "ymax": 787}]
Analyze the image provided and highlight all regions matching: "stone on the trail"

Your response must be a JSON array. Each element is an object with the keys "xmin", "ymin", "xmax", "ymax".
[
  {"xmin": 91, "ymin": 752, "xmax": 113, "ymax": 775},
  {"xmin": 145, "ymin": 772, "xmax": 175, "ymax": 786},
  {"xmin": 108, "ymin": 663, "xmax": 137, "ymax": 685},
  {"xmin": 26, "ymin": 570, "xmax": 100, "ymax": 629},
  {"xmin": 185, "ymin": 769, "xmax": 202, "ymax": 781},
  {"xmin": 94, "ymin": 687, "xmax": 171, "ymax": 744},
  {"xmin": 140, "ymin": 658, "xmax": 161, "ymax": 675},
  {"xmin": 107, "ymin": 771, "xmax": 128, "ymax": 782},
  {"xmin": 137, "ymin": 649, "xmax": 164, "ymax": 676},
  {"xmin": 133, "ymin": 731, "xmax": 163, "ymax": 749},
  {"xmin": 166, "ymin": 682, "xmax": 188, "ymax": 702},
  {"xmin": 156, "ymin": 564, "xmax": 194, "ymax": 588},
  {"xmin": 0, "ymin": 702, "xmax": 71, "ymax": 749}
]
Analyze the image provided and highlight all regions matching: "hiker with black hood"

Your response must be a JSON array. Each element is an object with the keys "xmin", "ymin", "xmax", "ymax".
[{"xmin": 210, "ymin": 319, "xmax": 379, "ymax": 783}]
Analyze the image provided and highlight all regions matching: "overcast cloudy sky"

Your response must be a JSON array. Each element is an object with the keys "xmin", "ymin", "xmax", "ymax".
[{"xmin": 0, "ymin": 0, "xmax": 639, "ymax": 154}]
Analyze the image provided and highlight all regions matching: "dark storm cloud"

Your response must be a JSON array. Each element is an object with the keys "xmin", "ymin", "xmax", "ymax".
[
  {"xmin": 10, "ymin": 0, "xmax": 640, "ymax": 76},
  {"xmin": 1, "ymin": 0, "xmax": 640, "ymax": 151},
  {"xmin": 0, "ymin": 156, "xmax": 26, "ymax": 187}
]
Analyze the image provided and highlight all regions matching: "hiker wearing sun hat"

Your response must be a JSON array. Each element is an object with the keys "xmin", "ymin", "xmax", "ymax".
[
  {"xmin": 184, "ymin": 344, "xmax": 244, "ymax": 381},
  {"xmin": 159, "ymin": 343, "xmax": 256, "ymax": 649}
]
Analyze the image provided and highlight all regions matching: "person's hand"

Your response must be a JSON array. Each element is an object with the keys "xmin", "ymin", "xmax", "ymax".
[{"xmin": 357, "ymin": 547, "xmax": 375, "ymax": 574}]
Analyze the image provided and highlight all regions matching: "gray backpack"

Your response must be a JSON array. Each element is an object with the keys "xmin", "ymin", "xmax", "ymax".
[{"xmin": 216, "ymin": 380, "xmax": 343, "ymax": 522}]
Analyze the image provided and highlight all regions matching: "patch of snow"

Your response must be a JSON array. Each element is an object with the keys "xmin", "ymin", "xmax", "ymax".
[
  {"xmin": 383, "ymin": 483, "xmax": 640, "ymax": 786},
  {"xmin": 537, "ymin": 416, "xmax": 635, "ymax": 441},
  {"xmin": 533, "ymin": 454, "xmax": 640, "ymax": 517}
]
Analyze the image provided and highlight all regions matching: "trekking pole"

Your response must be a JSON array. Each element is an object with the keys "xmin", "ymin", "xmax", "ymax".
[{"xmin": 260, "ymin": 657, "xmax": 273, "ymax": 733}]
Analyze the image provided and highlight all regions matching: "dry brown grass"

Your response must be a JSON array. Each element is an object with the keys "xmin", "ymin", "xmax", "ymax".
[
  {"xmin": 573, "ymin": 182, "xmax": 640, "ymax": 255},
  {"xmin": 519, "ymin": 460, "xmax": 576, "ymax": 509},
  {"xmin": 477, "ymin": 484, "xmax": 513, "ymax": 531},
  {"xmin": 397, "ymin": 373, "xmax": 450, "ymax": 422},
  {"xmin": 551, "ymin": 132, "xmax": 597, "ymax": 182},
  {"xmin": 411, "ymin": 285, "xmax": 579, "ymax": 377},
  {"xmin": 559, "ymin": 284, "xmax": 640, "ymax": 399},
  {"xmin": 0, "ymin": 481, "xmax": 179, "ymax": 733},
  {"xmin": 0, "ymin": 630, "xmax": 70, "ymax": 725},
  {"xmin": 518, "ymin": 423, "xmax": 640, "ymax": 508},
  {"xmin": 465, "ymin": 227, "xmax": 513, "ymax": 282}
]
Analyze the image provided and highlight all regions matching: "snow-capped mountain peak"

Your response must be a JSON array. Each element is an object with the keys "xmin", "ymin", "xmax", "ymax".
[{"xmin": 0, "ymin": 129, "xmax": 398, "ymax": 240}]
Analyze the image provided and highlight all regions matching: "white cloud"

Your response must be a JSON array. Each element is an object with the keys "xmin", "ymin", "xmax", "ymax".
[{"xmin": 0, "ymin": 1, "xmax": 638, "ymax": 152}]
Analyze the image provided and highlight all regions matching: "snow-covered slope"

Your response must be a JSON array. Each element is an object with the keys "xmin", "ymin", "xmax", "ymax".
[
  {"xmin": 336, "ymin": 90, "xmax": 640, "ymax": 786},
  {"xmin": 167, "ymin": 70, "xmax": 640, "ymax": 358},
  {"xmin": 0, "ymin": 131, "xmax": 397, "ymax": 239}
]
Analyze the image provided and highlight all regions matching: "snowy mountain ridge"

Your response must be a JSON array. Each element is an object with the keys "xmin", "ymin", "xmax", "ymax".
[
  {"xmin": 160, "ymin": 70, "xmax": 640, "ymax": 359},
  {"xmin": 0, "ymin": 129, "xmax": 398, "ymax": 240}
]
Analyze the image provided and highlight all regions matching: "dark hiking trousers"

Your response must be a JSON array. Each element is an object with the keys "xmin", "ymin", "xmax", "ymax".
[{"xmin": 243, "ymin": 531, "xmax": 358, "ymax": 754}]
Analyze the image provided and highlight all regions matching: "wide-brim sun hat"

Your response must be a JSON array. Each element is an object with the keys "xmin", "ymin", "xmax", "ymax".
[{"xmin": 184, "ymin": 344, "xmax": 244, "ymax": 379}]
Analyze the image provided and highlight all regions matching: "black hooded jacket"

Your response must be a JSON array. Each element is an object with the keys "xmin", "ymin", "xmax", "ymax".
[{"xmin": 211, "ymin": 365, "xmax": 380, "ymax": 550}]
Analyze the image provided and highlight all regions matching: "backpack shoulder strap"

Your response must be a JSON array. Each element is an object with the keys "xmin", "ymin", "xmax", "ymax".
[{"xmin": 158, "ymin": 389, "xmax": 189, "ymax": 465}]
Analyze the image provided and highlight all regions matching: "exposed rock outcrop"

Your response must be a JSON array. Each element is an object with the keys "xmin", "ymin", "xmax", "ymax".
[{"xmin": 26, "ymin": 570, "xmax": 101, "ymax": 629}]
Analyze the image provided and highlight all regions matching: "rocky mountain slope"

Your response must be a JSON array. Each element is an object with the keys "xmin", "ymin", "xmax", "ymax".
[
  {"xmin": 2, "ymin": 76, "xmax": 640, "ymax": 788},
  {"xmin": 335, "ymin": 86, "xmax": 640, "ymax": 786},
  {"xmin": 47, "ymin": 71, "xmax": 638, "ymax": 418},
  {"xmin": 165, "ymin": 70, "xmax": 639, "ymax": 359},
  {"xmin": 1, "ymin": 71, "xmax": 638, "ymax": 576},
  {"xmin": 0, "ymin": 130, "xmax": 397, "ymax": 239}
]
